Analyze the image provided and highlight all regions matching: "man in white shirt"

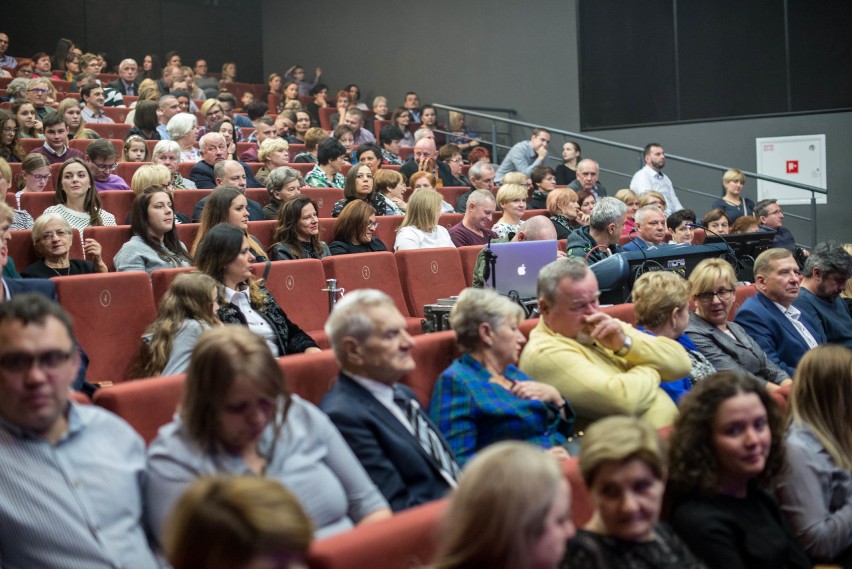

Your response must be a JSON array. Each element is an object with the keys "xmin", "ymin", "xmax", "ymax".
[
  {"xmin": 629, "ymin": 143, "xmax": 683, "ymax": 215},
  {"xmin": 735, "ymin": 248, "xmax": 825, "ymax": 376}
]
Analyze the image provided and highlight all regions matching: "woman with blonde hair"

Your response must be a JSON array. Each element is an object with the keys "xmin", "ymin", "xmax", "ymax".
[
  {"xmin": 711, "ymin": 168, "xmax": 754, "ymax": 224},
  {"xmin": 374, "ymin": 168, "xmax": 407, "ymax": 215},
  {"xmin": 393, "ymin": 189, "xmax": 453, "ymax": 251},
  {"xmin": 256, "ymin": 137, "xmax": 290, "ymax": 187},
  {"xmin": 614, "ymin": 188, "xmax": 640, "ymax": 237},
  {"xmin": 546, "ymin": 187, "xmax": 581, "ymax": 239},
  {"xmin": 564, "ymin": 416, "xmax": 703, "ymax": 568},
  {"xmin": 164, "ymin": 476, "xmax": 313, "ymax": 569},
  {"xmin": 219, "ymin": 62, "xmax": 236, "ymax": 85},
  {"xmin": 129, "ymin": 272, "xmax": 221, "ymax": 378},
  {"xmin": 491, "ymin": 183, "xmax": 527, "ymax": 239},
  {"xmin": 431, "ymin": 441, "xmax": 575, "ymax": 569},
  {"xmin": 638, "ymin": 190, "xmax": 667, "ymax": 212},
  {"xmin": 151, "ymin": 140, "xmax": 196, "ymax": 189},
  {"xmin": 130, "ymin": 164, "xmax": 171, "ymax": 194},
  {"xmin": 147, "ymin": 325, "xmax": 383, "ymax": 542},
  {"xmin": 776, "ymin": 345, "xmax": 852, "ymax": 566},
  {"xmin": 57, "ymin": 98, "xmax": 99, "ymax": 140}
]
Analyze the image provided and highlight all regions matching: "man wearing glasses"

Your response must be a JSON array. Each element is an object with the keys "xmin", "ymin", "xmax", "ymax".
[
  {"xmin": 25, "ymin": 77, "xmax": 52, "ymax": 120},
  {"xmin": 85, "ymin": 139, "xmax": 129, "ymax": 191},
  {"xmin": 519, "ymin": 256, "xmax": 691, "ymax": 430},
  {"xmin": 755, "ymin": 198, "xmax": 799, "ymax": 254},
  {"xmin": 0, "ymin": 294, "xmax": 160, "ymax": 568},
  {"xmin": 30, "ymin": 112, "xmax": 84, "ymax": 165}
]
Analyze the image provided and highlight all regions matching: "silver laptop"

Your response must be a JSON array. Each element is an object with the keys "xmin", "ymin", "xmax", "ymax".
[{"xmin": 485, "ymin": 240, "xmax": 559, "ymax": 299}]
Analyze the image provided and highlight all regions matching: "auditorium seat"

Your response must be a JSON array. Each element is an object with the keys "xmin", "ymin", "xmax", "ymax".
[
  {"xmin": 288, "ymin": 144, "xmax": 306, "ymax": 159},
  {"xmin": 562, "ymin": 454, "xmax": 594, "ymax": 526},
  {"xmin": 53, "ymin": 271, "xmax": 157, "ymax": 384},
  {"xmin": 19, "ymin": 191, "xmax": 57, "ymax": 219},
  {"xmin": 8, "ymin": 228, "xmax": 83, "ymax": 271},
  {"xmin": 373, "ymin": 215, "xmax": 403, "ymax": 249},
  {"xmin": 236, "ymin": 141, "xmax": 254, "ymax": 158},
  {"xmin": 93, "ymin": 374, "xmax": 185, "ymax": 444},
  {"xmin": 321, "ymin": 252, "xmax": 423, "ymax": 335},
  {"xmin": 318, "ymin": 107, "xmax": 336, "ymax": 131},
  {"xmin": 601, "ymin": 302, "xmax": 637, "ymax": 326},
  {"xmin": 519, "ymin": 317, "xmax": 539, "ymax": 338},
  {"xmin": 98, "ymin": 190, "xmax": 135, "ymax": 225},
  {"xmin": 288, "ymin": 162, "xmax": 315, "ymax": 177},
  {"xmin": 69, "ymin": 138, "xmax": 124, "ymax": 157},
  {"xmin": 87, "ymin": 122, "xmax": 132, "ymax": 140},
  {"xmin": 692, "ymin": 228, "xmax": 706, "ymax": 244},
  {"xmin": 401, "ymin": 329, "xmax": 459, "ymax": 406},
  {"xmin": 252, "ymin": 259, "xmax": 331, "ymax": 349},
  {"xmin": 116, "ymin": 161, "xmax": 147, "ymax": 184},
  {"xmin": 246, "ymin": 162, "xmax": 263, "ymax": 175},
  {"xmin": 175, "ymin": 223, "xmax": 200, "ymax": 250},
  {"xmin": 171, "ymin": 189, "xmax": 211, "ymax": 217},
  {"xmin": 246, "ymin": 219, "xmax": 277, "ymax": 249},
  {"xmin": 395, "ymin": 247, "xmax": 467, "ymax": 317},
  {"xmin": 319, "ymin": 217, "xmax": 336, "ymax": 244},
  {"xmin": 19, "ymin": 138, "xmax": 44, "ymax": 155},
  {"xmin": 101, "ymin": 107, "xmax": 130, "ymax": 123},
  {"xmin": 437, "ymin": 186, "xmax": 468, "ymax": 209},
  {"xmin": 244, "ymin": 187, "xmax": 270, "ymax": 206},
  {"xmin": 729, "ymin": 283, "xmax": 756, "ymax": 320},
  {"xmin": 437, "ymin": 213, "xmax": 463, "ymax": 230},
  {"xmin": 150, "ymin": 266, "xmax": 196, "ymax": 305},
  {"xmin": 177, "ymin": 162, "xmax": 197, "ymax": 180},
  {"xmin": 83, "ymin": 225, "xmax": 132, "ymax": 271},
  {"xmin": 301, "ymin": 188, "xmax": 344, "ymax": 218},
  {"xmin": 279, "ymin": 349, "xmax": 340, "ymax": 405},
  {"xmin": 455, "ymin": 245, "xmax": 482, "ymax": 288},
  {"xmin": 3, "ymin": 192, "xmax": 16, "ymax": 210}
]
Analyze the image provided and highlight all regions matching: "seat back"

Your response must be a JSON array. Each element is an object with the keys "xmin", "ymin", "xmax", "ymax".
[
  {"xmin": 252, "ymin": 259, "xmax": 330, "ymax": 338},
  {"xmin": 69, "ymin": 138, "xmax": 125, "ymax": 157},
  {"xmin": 373, "ymin": 215, "xmax": 403, "ymax": 250},
  {"xmin": 86, "ymin": 123, "xmax": 133, "ymax": 140},
  {"xmin": 278, "ymin": 350, "xmax": 340, "ymax": 406},
  {"xmin": 402, "ymin": 330, "xmax": 459, "ymax": 406},
  {"xmin": 437, "ymin": 213, "xmax": 463, "ymax": 230},
  {"xmin": 172, "ymin": 189, "xmax": 211, "ymax": 218},
  {"xmin": 247, "ymin": 219, "xmax": 277, "ymax": 250},
  {"xmin": 98, "ymin": 191, "xmax": 135, "ymax": 226},
  {"xmin": 19, "ymin": 191, "xmax": 58, "ymax": 219},
  {"xmin": 562, "ymin": 457, "xmax": 594, "ymax": 527},
  {"xmin": 319, "ymin": 218, "xmax": 337, "ymax": 244},
  {"xmin": 395, "ymin": 248, "xmax": 467, "ymax": 317},
  {"xmin": 151, "ymin": 266, "xmax": 197, "ymax": 305},
  {"xmin": 322, "ymin": 252, "xmax": 412, "ymax": 316},
  {"xmin": 84, "ymin": 225, "xmax": 133, "ymax": 271},
  {"xmin": 318, "ymin": 107, "xmax": 336, "ymax": 131},
  {"xmin": 436, "ymin": 186, "xmax": 468, "ymax": 209},
  {"xmin": 19, "ymin": 138, "xmax": 44, "ymax": 155},
  {"xmin": 457, "ymin": 245, "xmax": 483, "ymax": 287},
  {"xmin": 244, "ymin": 187, "xmax": 269, "ymax": 206},
  {"xmin": 53, "ymin": 272, "xmax": 156, "ymax": 383},
  {"xmin": 601, "ymin": 302, "xmax": 637, "ymax": 326},
  {"xmin": 175, "ymin": 223, "xmax": 200, "ymax": 251},
  {"xmin": 729, "ymin": 283, "xmax": 756, "ymax": 320},
  {"xmin": 301, "ymin": 188, "xmax": 344, "ymax": 218},
  {"xmin": 177, "ymin": 162, "xmax": 197, "ymax": 180},
  {"xmin": 8, "ymin": 228, "xmax": 84, "ymax": 272},
  {"xmin": 93, "ymin": 375, "xmax": 185, "ymax": 444},
  {"xmin": 116, "ymin": 161, "xmax": 148, "ymax": 184}
]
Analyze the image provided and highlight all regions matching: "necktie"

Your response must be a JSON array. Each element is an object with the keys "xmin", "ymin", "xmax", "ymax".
[
  {"xmin": 394, "ymin": 386, "xmax": 460, "ymax": 483},
  {"xmin": 126, "ymin": 83, "xmax": 134, "ymax": 96}
]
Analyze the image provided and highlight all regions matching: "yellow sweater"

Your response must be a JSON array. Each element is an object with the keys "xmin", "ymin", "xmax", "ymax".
[{"xmin": 518, "ymin": 319, "xmax": 691, "ymax": 428}]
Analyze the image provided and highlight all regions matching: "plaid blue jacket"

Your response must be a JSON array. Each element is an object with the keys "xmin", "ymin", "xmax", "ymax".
[{"xmin": 427, "ymin": 354, "xmax": 567, "ymax": 466}]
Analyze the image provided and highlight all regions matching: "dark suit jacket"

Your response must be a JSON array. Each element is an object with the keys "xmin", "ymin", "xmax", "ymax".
[
  {"xmin": 4, "ymin": 276, "xmax": 57, "ymax": 300},
  {"xmin": 399, "ymin": 158, "xmax": 454, "ymax": 188},
  {"xmin": 568, "ymin": 179, "xmax": 608, "ymax": 198},
  {"xmin": 188, "ymin": 160, "xmax": 260, "ymax": 190},
  {"xmin": 734, "ymin": 292, "xmax": 825, "ymax": 376},
  {"xmin": 108, "ymin": 78, "xmax": 141, "ymax": 96},
  {"xmin": 319, "ymin": 373, "xmax": 452, "ymax": 512}
]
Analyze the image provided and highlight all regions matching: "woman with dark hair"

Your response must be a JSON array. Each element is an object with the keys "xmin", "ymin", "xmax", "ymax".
[
  {"xmin": 141, "ymin": 54, "xmax": 160, "ymax": 80},
  {"xmin": 555, "ymin": 141, "xmax": 581, "ymax": 186},
  {"xmin": 129, "ymin": 272, "xmax": 221, "ymax": 378},
  {"xmin": 113, "ymin": 185, "xmax": 192, "ymax": 274},
  {"xmin": 329, "ymin": 200, "xmax": 387, "ymax": 255},
  {"xmin": 0, "ymin": 109, "xmax": 24, "ymax": 162},
  {"xmin": 287, "ymin": 110, "xmax": 311, "ymax": 144},
  {"xmin": 307, "ymin": 83, "xmax": 329, "ymax": 126},
  {"xmin": 12, "ymin": 101, "xmax": 42, "ymax": 138},
  {"xmin": 210, "ymin": 117, "xmax": 238, "ymax": 160},
  {"xmin": 528, "ymin": 165, "xmax": 558, "ymax": 210},
  {"xmin": 194, "ymin": 224, "xmax": 321, "ymax": 356},
  {"xmin": 269, "ymin": 196, "xmax": 330, "ymax": 261},
  {"xmin": 702, "ymin": 208, "xmax": 730, "ymax": 235},
  {"xmin": 330, "ymin": 163, "xmax": 387, "ymax": 217},
  {"xmin": 191, "ymin": 186, "xmax": 267, "ymax": 261},
  {"xmin": 391, "ymin": 107, "xmax": 415, "ymax": 147},
  {"xmin": 147, "ymin": 325, "xmax": 387, "ymax": 543},
  {"xmin": 127, "ymin": 100, "xmax": 161, "ymax": 140},
  {"xmin": 576, "ymin": 188, "xmax": 595, "ymax": 227},
  {"xmin": 668, "ymin": 371, "xmax": 811, "ymax": 569},
  {"xmin": 44, "ymin": 158, "xmax": 117, "ymax": 231}
]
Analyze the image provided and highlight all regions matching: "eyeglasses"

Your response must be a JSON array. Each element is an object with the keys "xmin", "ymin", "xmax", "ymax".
[
  {"xmin": 766, "ymin": 209, "xmax": 783, "ymax": 216},
  {"xmin": 25, "ymin": 172, "xmax": 51, "ymax": 182},
  {"xmin": 366, "ymin": 220, "xmax": 379, "ymax": 230},
  {"xmin": 696, "ymin": 288, "xmax": 735, "ymax": 303},
  {"xmin": 2, "ymin": 127, "xmax": 17, "ymax": 134},
  {"xmin": 92, "ymin": 162, "xmax": 119, "ymax": 172},
  {"xmin": 27, "ymin": 88, "xmax": 48, "ymax": 95},
  {"xmin": 0, "ymin": 349, "xmax": 74, "ymax": 373},
  {"xmin": 39, "ymin": 229, "xmax": 70, "ymax": 242},
  {"xmin": 449, "ymin": 157, "xmax": 464, "ymax": 164}
]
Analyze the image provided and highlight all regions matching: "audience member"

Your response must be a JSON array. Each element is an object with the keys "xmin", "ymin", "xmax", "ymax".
[
  {"xmin": 209, "ymin": 117, "xmax": 238, "ymax": 161},
  {"xmin": 152, "ymin": 140, "xmax": 197, "ymax": 189},
  {"xmin": 305, "ymin": 137, "xmax": 347, "ymax": 189},
  {"xmin": 22, "ymin": 213, "xmax": 107, "ymax": 278},
  {"xmin": 392, "ymin": 107, "xmax": 416, "ymax": 147},
  {"xmin": 191, "ymin": 184, "xmax": 265, "ymax": 260},
  {"xmin": 794, "ymin": 241, "xmax": 852, "ymax": 348},
  {"xmin": 114, "ymin": 186, "xmax": 192, "ymax": 273},
  {"xmin": 167, "ymin": 112, "xmax": 201, "ymax": 162},
  {"xmin": 730, "ymin": 214, "xmax": 759, "ymax": 234},
  {"xmin": 86, "ymin": 138, "xmax": 130, "ymax": 191},
  {"xmin": 568, "ymin": 158, "xmax": 608, "ymax": 200},
  {"xmin": 195, "ymin": 224, "xmax": 320, "ymax": 355},
  {"xmin": 454, "ymin": 161, "xmax": 495, "ymax": 213},
  {"xmin": 438, "ymin": 143, "xmax": 468, "ymax": 186},
  {"xmin": 284, "ymin": 64, "xmax": 322, "ymax": 97},
  {"xmin": 25, "ymin": 77, "xmax": 52, "ymax": 120},
  {"xmin": 632, "ymin": 271, "xmax": 716, "ymax": 403},
  {"xmin": 288, "ymin": 109, "xmax": 312, "ymax": 144},
  {"xmin": 320, "ymin": 289, "xmax": 457, "ymax": 510},
  {"xmin": 546, "ymin": 187, "xmax": 581, "ymax": 239},
  {"xmin": 519, "ymin": 257, "xmax": 690, "ymax": 428},
  {"xmin": 217, "ymin": 92, "xmax": 253, "ymax": 127},
  {"xmin": 193, "ymin": 59, "xmax": 219, "ymax": 98},
  {"xmin": 565, "ymin": 197, "xmax": 626, "ymax": 264},
  {"xmin": 613, "ymin": 188, "xmax": 639, "ymax": 237},
  {"xmin": 711, "ymin": 168, "xmax": 753, "ymax": 224},
  {"xmin": 0, "ymin": 109, "xmax": 24, "ymax": 162},
  {"xmin": 79, "ymin": 83, "xmax": 113, "ymax": 124},
  {"xmin": 735, "ymin": 248, "xmax": 824, "ymax": 375},
  {"xmin": 668, "ymin": 371, "xmax": 811, "ymax": 569},
  {"xmin": 684, "ymin": 258, "xmax": 790, "ymax": 391},
  {"xmin": 630, "ymin": 143, "xmax": 683, "ymax": 215},
  {"xmin": 528, "ymin": 165, "xmax": 558, "ymax": 210},
  {"xmin": 109, "ymin": 58, "xmax": 140, "ymax": 95},
  {"xmin": 372, "ymin": 95, "xmax": 389, "ymax": 121},
  {"xmin": 379, "ymin": 125, "xmax": 405, "ymax": 165},
  {"xmin": 449, "ymin": 189, "xmax": 498, "ymax": 247},
  {"xmin": 472, "ymin": 215, "xmax": 559, "ymax": 288},
  {"xmin": 30, "ymin": 111, "xmax": 85, "ymax": 165},
  {"xmin": 755, "ymin": 198, "xmax": 799, "ymax": 254},
  {"xmin": 331, "ymin": 162, "xmax": 386, "ymax": 218},
  {"xmin": 667, "ymin": 208, "xmax": 696, "ymax": 244},
  {"xmin": 0, "ymin": 158, "xmax": 31, "ymax": 229},
  {"xmin": 403, "ymin": 91, "xmax": 421, "ymax": 121},
  {"xmin": 267, "ymin": 194, "xmax": 329, "ymax": 262},
  {"xmin": 146, "ymin": 324, "xmax": 385, "ymax": 540},
  {"xmin": 129, "ymin": 272, "xmax": 221, "ymax": 378},
  {"xmin": 57, "ymin": 98, "xmax": 98, "ymax": 140},
  {"xmin": 776, "ymin": 345, "xmax": 852, "ymax": 567},
  {"xmin": 446, "ymin": 111, "xmax": 482, "ymax": 156},
  {"xmin": 393, "ymin": 189, "xmax": 453, "ymax": 251},
  {"xmin": 155, "ymin": 95, "xmax": 180, "ymax": 140},
  {"xmin": 495, "ymin": 128, "xmax": 551, "ymax": 183},
  {"xmin": 374, "ymin": 168, "xmax": 407, "ymax": 215},
  {"xmin": 306, "ymin": 83, "xmax": 329, "ymax": 125},
  {"xmin": 262, "ymin": 166, "xmax": 302, "ymax": 220},
  {"xmin": 564, "ymin": 416, "xmax": 703, "ymax": 568},
  {"xmin": 44, "ymin": 157, "xmax": 117, "ymax": 230},
  {"xmin": 293, "ymin": 127, "xmax": 326, "ymax": 164},
  {"xmin": 702, "ymin": 208, "xmax": 730, "ymax": 235},
  {"xmin": 190, "ymin": 133, "xmax": 258, "ymax": 191},
  {"xmin": 0, "ymin": 33, "xmax": 15, "ymax": 70},
  {"xmin": 345, "ymin": 108, "xmax": 376, "ymax": 145},
  {"xmin": 622, "ymin": 204, "xmax": 668, "ymax": 251},
  {"xmin": 122, "ymin": 135, "xmax": 150, "ymax": 162},
  {"xmin": 329, "ymin": 199, "xmax": 387, "ymax": 255},
  {"xmin": 13, "ymin": 153, "xmax": 51, "ymax": 210},
  {"xmin": 576, "ymin": 189, "xmax": 595, "ymax": 226},
  {"xmin": 429, "ymin": 287, "xmax": 572, "ymax": 465},
  {"xmin": 400, "ymin": 137, "xmax": 452, "ymax": 186},
  {"xmin": 356, "ymin": 142, "xmax": 384, "ymax": 173},
  {"xmin": 0, "ymin": 294, "xmax": 160, "ymax": 568},
  {"xmin": 554, "ymin": 140, "xmax": 581, "ymax": 185},
  {"xmin": 255, "ymin": 137, "xmax": 290, "ymax": 186}
]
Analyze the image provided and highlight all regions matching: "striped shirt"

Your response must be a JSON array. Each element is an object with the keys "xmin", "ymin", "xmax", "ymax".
[{"xmin": 0, "ymin": 403, "xmax": 160, "ymax": 569}]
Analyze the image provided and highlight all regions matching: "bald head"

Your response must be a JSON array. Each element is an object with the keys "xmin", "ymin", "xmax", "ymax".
[
  {"xmin": 412, "ymin": 138, "xmax": 437, "ymax": 161},
  {"xmin": 215, "ymin": 160, "xmax": 247, "ymax": 190},
  {"xmin": 516, "ymin": 215, "xmax": 556, "ymax": 241}
]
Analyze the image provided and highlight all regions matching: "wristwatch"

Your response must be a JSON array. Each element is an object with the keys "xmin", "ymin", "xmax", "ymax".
[{"xmin": 614, "ymin": 335, "xmax": 632, "ymax": 357}]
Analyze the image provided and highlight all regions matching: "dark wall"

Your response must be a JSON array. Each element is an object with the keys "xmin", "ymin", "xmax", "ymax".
[{"xmin": 4, "ymin": 0, "xmax": 264, "ymax": 82}]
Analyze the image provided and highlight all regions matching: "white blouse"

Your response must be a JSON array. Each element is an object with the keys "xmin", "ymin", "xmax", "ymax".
[{"xmin": 42, "ymin": 204, "xmax": 117, "ymax": 232}]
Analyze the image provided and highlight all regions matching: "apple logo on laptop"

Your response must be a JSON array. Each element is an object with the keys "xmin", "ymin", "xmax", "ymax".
[{"xmin": 517, "ymin": 264, "xmax": 526, "ymax": 276}]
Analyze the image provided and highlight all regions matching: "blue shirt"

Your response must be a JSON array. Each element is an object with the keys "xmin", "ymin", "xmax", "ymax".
[
  {"xmin": 637, "ymin": 328, "xmax": 713, "ymax": 403},
  {"xmin": 428, "ymin": 354, "xmax": 567, "ymax": 465},
  {"xmin": 495, "ymin": 140, "xmax": 545, "ymax": 183},
  {"xmin": 0, "ymin": 403, "xmax": 159, "ymax": 569}
]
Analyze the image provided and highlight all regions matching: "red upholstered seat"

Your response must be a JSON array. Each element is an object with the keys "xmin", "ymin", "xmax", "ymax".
[
  {"xmin": 395, "ymin": 247, "xmax": 467, "ymax": 317},
  {"xmin": 86, "ymin": 123, "xmax": 133, "ymax": 140},
  {"xmin": 436, "ymin": 186, "xmax": 468, "ymax": 209},
  {"xmin": 53, "ymin": 271, "xmax": 156, "ymax": 383},
  {"xmin": 150, "ymin": 266, "xmax": 196, "ymax": 305},
  {"xmin": 69, "ymin": 138, "xmax": 125, "ymax": 157},
  {"xmin": 98, "ymin": 190, "xmax": 135, "ymax": 226},
  {"xmin": 457, "ymin": 245, "xmax": 483, "ymax": 287},
  {"xmin": 115, "ymin": 161, "xmax": 147, "ymax": 184},
  {"xmin": 401, "ymin": 329, "xmax": 459, "ymax": 406},
  {"xmin": 246, "ymin": 219, "xmax": 276, "ymax": 249},
  {"xmin": 373, "ymin": 215, "xmax": 403, "ymax": 250},
  {"xmin": 175, "ymin": 223, "xmax": 200, "ymax": 251},
  {"xmin": 301, "ymin": 188, "xmax": 344, "ymax": 218},
  {"xmin": 729, "ymin": 283, "xmax": 756, "ymax": 320},
  {"xmin": 171, "ymin": 189, "xmax": 210, "ymax": 219},
  {"xmin": 437, "ymin": 213, "xmax": 463, "ymax": 230},
  {"xmin": 93, "ymin": 374, "xmax": 185, "ymax": 444},
  {"xmin": 8, "ymin": 228, "xmax": 84, "ymax": 273},
  {"xmin": 601, "ymin": 302, "xmax": 637, "ymax": 326},
  {"xmin": 19, "ymin": 191, "xmax": 57, "ymax": 219},
  {"xmin": 83, "ymin": 225, "xmax": 132, "ymax": 271},
  {"xmin": 279, "ymin": 350, "xmax": 340, "ymax": 406}
]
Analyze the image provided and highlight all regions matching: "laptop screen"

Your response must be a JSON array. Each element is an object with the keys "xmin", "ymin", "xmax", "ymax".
[{"xmin": 485, "ymin": 240, "xmax": 559, "ymax": 299}]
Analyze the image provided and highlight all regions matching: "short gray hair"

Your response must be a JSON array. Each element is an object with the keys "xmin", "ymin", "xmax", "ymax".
[
  {"xmin": 804, "ymin": 241, "xmax": 852, "ymax": 279},
  {"xmin": 167, "ymin": 112, "xmax": 197, "ymax": 139},
  {"xmin": 450, "ymin": 288, "xmax": 524, "ymax": 353},
  {"xmin": 199, "ymin": 132, "xmax": 225, "ymax": 152},
  {"xmin": 589, "ymin": 197, "xmax": 627, "ymax": 231},
  {"xmin": 468, "ymin": 161, "xmax": 495, "ymax": 180},
  {"xmin": 266, "ymin": 166, "xmax": 303, "ymax": 196},
  {"xmin": 213, "ymin": 159, "xmax": 240, "ymax": 181},
  {"xmin": 152, "ymin": 140, "xmax": 181, "ymax": 161},
  {"xmin": 467, "ymin": 189, "xmax": 496, "ymax": 208},
  {"xmin": 325, "ymin": 289, "xmax": 397, "ymax": 362},
  {"xmin": 413, "ymin": 128, "xmax": 433, "ymax": 143},
  {"xmin": 635, "ymin": 205, "xmax": 663, "ymax": 225},
  {"xmin": 537, "ymin": 257, "xmax": 589, "ymax": 306},
  {"xmin": 7, "ymin": 78, "xmax": 29, "ymax": 99},
  {"xmin": 519, "ymin": 215, "xmax": 556, "ymax": 241},
  {"xmin": 31, "ymin": 213, "xmax": 71, "ymax": 245}
]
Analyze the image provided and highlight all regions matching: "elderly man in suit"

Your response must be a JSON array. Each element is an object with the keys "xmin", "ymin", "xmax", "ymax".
[
  {"xmin": 320, "ymin": 289, "xmax": 457, "ymax": 511},
  {"xmin": 734, "ymin": 248, "xmax": 824, "ymax": 376}
]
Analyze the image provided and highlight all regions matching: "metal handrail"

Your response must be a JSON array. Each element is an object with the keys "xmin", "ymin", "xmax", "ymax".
[{"xmin": 433, "ymin": 103, "xmax": 826, "ymax": 245}]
